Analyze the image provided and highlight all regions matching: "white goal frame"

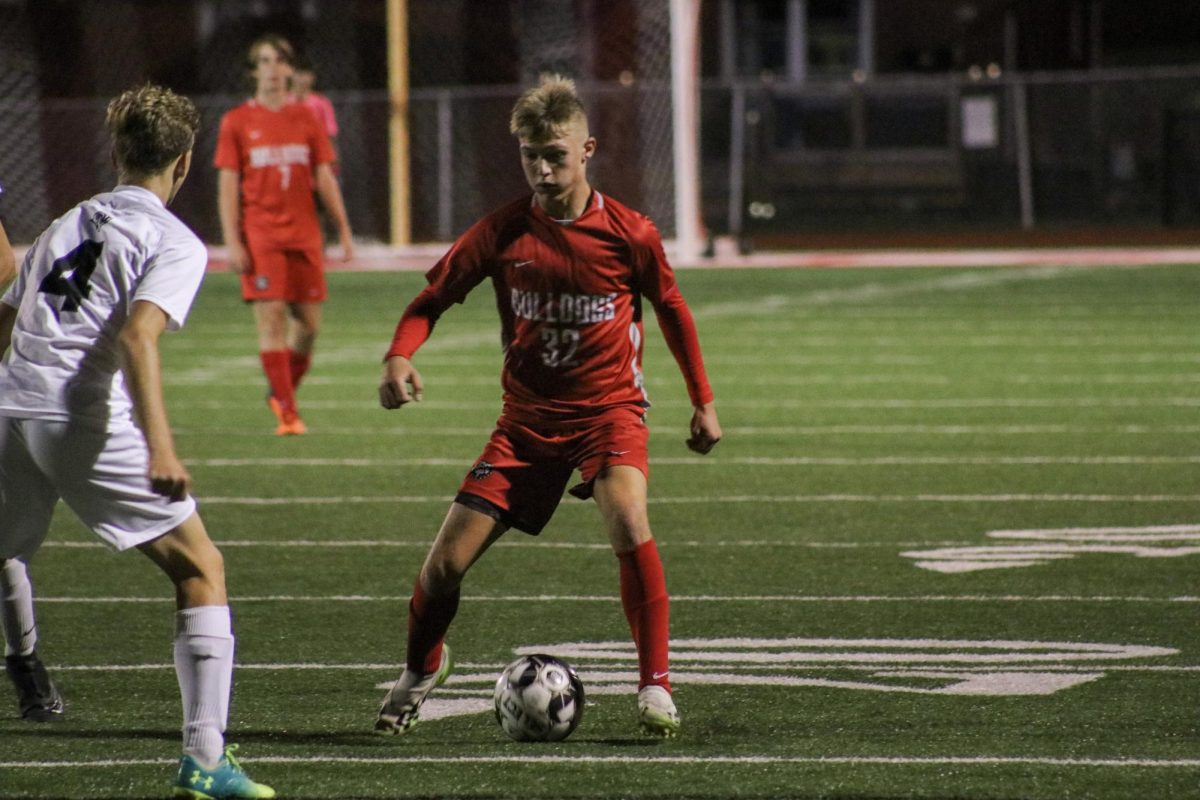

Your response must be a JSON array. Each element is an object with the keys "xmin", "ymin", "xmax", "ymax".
[{"xmin": 670, "ymin": 0, "xmax": 703, "ymax": 263}]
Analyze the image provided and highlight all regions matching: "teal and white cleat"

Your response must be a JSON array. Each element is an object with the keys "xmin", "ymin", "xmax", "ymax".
[
  {"xmin": 374, "ymin": 644, "xmax": 453, "ymax": 736},
  {"xmin": 638, "ymin": 685, "xmax": 680, "ymax": 738},
  {"xmin": 172, "ymin": 744, "xmax": 275, "ymax": 799}
]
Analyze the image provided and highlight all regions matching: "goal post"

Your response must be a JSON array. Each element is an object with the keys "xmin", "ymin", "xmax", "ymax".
[
  {"xmin": 386, "ymin": 0, "xmax": 411, "ymax": 247},
  {"xmin": 670, "ymin": 0, "xmax": 703, "ymax": 263},
  {"xmin": 394, "ymin": 0, "xmax": 704, "ymax": 256}
]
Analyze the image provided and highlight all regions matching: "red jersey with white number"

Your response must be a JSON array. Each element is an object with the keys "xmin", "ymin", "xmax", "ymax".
[
  {"xmin": 387, "ymin": 192, "xmax": 713, "ymax": 421},
  {"xmin": 213, "ymin": 100, "xmax": 334, "ymax": 249}
]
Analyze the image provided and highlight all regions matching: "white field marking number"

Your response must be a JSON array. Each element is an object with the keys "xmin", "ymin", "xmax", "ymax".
[
  {"xmin": 902, "ymin": 524, "xmax": 1200, "ymax": 573},
  {"xmin": 376, "ymin": 637, "xmax": 1177, "ymax": 723}
]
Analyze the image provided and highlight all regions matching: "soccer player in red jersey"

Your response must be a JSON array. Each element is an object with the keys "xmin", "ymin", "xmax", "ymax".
[
  {"xmin": 375, "ymin": 74, "xmax": 722, "ymax": 739},
  {"xmin": 290, "ymin": 55, "xmax": 339, "ymax": 173},
  {"xmin": 215, "ymin": 34, "xmax": 353, "ymax": 435}
]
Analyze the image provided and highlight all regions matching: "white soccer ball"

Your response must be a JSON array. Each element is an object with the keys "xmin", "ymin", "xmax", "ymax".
[{"xmin": 493, "ymin": 653, "xmax": 585, "ymax": 742}]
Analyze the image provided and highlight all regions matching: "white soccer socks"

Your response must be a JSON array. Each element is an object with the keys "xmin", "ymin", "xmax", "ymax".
[
  {"xmin": 174, "ymin": 605, "xmax": 235, "ymax": 767},
  {"xmin": 0, "ymin": 559, "xmax": 37, "ymax": 657}
]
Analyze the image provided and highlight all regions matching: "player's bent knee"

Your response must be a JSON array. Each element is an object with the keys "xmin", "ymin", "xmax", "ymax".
[
  {"xmin": 609, "ymin": 525, "xmax": 654, "ymax": 555},
  {"xmin": 603, "ymin": 504, "xmax": 653, "ymax": 552},
  {"xmin": 139, "ymin": 515, "xmax": 228, "ymax": 602},
  {"xmin": 421, "ymin": 555, "xmax": 467, "ymax": 595},
  {"xmin": 190, "ymin": 543, "xmax": 226, "ymax": 583}
]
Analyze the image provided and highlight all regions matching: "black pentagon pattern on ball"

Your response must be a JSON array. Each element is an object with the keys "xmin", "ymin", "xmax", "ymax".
[
  {"xmin": 493, "ymin": 653, "xmax": 585, "ymax": 742},
  {"xmin": 514, "ymin": 657, "xmax": 540, "ymax": 688},
  {"xmin": 547, "ymin": 692, "xmax": 574, "ymax": 724}
]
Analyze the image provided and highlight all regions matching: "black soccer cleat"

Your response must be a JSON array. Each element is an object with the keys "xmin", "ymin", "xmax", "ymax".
[{"xmin": 5, "ymin": 651, "xmax": 66, "ymax": 722}]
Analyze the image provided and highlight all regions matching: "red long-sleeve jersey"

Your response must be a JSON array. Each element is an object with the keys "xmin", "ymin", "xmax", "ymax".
[{"xmin": 386, "ymin": 192, "xmax": 713, "ymax": 421}]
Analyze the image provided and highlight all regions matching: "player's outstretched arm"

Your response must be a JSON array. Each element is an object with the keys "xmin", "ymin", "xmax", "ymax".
[
  {"xmin": 379, "ymin": 355, "xmax": 424, "ymax": 409},
  {"xmin": 119, "ymin": 300, "xmax": 191, "ymax": 501},
  {"xmin": 651, "ymin": 295, "xmax": 719, "ymax": 453},
  {"xmin": 687, "ymin": 401, "xmax": 722, "ymax": 454}
]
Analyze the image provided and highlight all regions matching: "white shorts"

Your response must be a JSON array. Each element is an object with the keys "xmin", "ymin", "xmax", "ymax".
[{"xmin": 0, "ymin": 416, "xmax": 196, "ymax": 559}]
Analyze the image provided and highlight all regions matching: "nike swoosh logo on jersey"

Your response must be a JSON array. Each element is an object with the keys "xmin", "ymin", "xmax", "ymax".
[{"xmin": 512, "ymin": 260, "xmax": 533, "ymax": 268}]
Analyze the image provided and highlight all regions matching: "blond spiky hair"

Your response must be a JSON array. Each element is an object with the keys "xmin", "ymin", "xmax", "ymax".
[
  {"xmin": 509, "ymin": 74, "xmax": 587, "ymax": 141},
  {"xmin": 105, "ymin": 83, "xmax": 200, "ymax": 177}
]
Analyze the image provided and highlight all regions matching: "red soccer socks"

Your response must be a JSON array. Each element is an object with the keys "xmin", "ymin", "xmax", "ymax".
[
  {"xmin": 406, "ymin": 580, "xmax": 461, "ymax": 675},
  {"xmin": 618, "ymin": 539, "xmax": 672, "ymax": 692},
  {"xmin": 288, "ymin": 349, "xmax": 311, "ymax": 389},
  {"xmin": 260, "ymin": 350, "xmax": 306, "ymax": 435}
]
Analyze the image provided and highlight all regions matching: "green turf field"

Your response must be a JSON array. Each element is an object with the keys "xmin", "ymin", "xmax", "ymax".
[{"xmin": 3, "ymin": 263, "xmax": 1198, "ymax": 799}]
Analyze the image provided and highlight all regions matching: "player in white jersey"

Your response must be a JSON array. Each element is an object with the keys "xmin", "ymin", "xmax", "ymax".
[
  {"xmin": 0, "ymin": 213, "xmax": 69, "ymax": 724},
  {"xmin": 0, "ymin": 85, "xmax": 274, "ymax": 799},
  {"xmin": 0, "ymin": 219, "xmax": 59, "ymax": 723}
]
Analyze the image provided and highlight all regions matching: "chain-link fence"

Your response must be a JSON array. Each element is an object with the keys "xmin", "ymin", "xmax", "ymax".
[
  {"xmin": 2, "ymin": 0, "xmax": 1198, "ymax": 246},
  {"xmin": 0, "ymin": 0, "xmax": 682, "ymax": 247},
  {"xmin": 704, "ymin": 66, "xmax": 1200, "ymax": 240}
]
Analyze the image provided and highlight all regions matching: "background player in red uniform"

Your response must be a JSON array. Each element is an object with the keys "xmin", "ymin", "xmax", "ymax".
[
  {"xmin": 375, "ymin": 74, "xmax": 722, "ymax": 739},
  {"xmin": 215, "ymin": 34, "xmax": 353, "ymax": 435},
  {"xmin": 291, "ymin": 54, "xmax": 339, "ymax": 173}
]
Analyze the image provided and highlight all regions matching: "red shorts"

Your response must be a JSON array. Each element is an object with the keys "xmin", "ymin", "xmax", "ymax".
[
  {"xmin": 241, "ymin": 237, "xmax": 326, "ymax": 303},
  {"xmin": 455, "ymin": 405, "xmax": 649, "ymax": 535}
]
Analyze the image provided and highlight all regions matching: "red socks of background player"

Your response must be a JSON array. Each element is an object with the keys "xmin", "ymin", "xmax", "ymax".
[
  {"xmin": 260, "ymin": 349, "xmax": 312, "ymax": 414},
  {"xmin": 259, "ymin": 350, "xmax": 296, "ymax": 414},
  {"xmin": 618, "ymin": 539, "xmax": 672, "ymax": 692},
  {"xmin": 407, "ymin": 580, "xmax": 461, "ymax": 674},
  {"xmin": 289, "ymin": 350, "xmax": 311, "ymax": 388}
]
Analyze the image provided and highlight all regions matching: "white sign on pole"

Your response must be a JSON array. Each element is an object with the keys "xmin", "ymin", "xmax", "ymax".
[{"xmin": 962, "ymin": 95, "xmax": 999, "ymax": 149}]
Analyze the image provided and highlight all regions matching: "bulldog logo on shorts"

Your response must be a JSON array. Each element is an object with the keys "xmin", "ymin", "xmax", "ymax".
[
  {"xmin": 255, "ymin": 275, "xmax": 270, "ymax": 291},
  {"xmin": 469, "ymin": 461, "xmax": 494, "ymax": 480}
]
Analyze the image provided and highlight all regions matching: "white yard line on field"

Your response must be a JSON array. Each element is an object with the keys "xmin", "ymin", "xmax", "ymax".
[
  {"xmin": 165, "ymin": 397, "xmax": 1200, "ymax": 411},
  {"xmin": 4, "ymin": 754, "xmax": 1200, "ymax": 769},
  {"xmin": 31, "ymin": 594, "xmax": 1200, "ymax": 604},
  {"xmin": 31, "ymin": 660, "xmax": 1200, "ymax": 674},
  {"xmin": 698, "ymin": 247, "xmax": 1200, "ymax": 270},
  {"xmin": 159, "ymin": 346, "xmax": 1200, "ymax": 364},
  {"xmin": 710, "ymin": 335, "xmax": 1199, "ymax": 347},
  {"xmin": 41, "ymin": 539, "xmax": 973, "ymax": 550},
  {"xmin": 695, "ymin": 268, "xmax": 1057, "ymax": 318},
  {"xmin": 188, "ymin": 493, "xmax": 1200, "ymax": 505},
  {"xmin": 181, "ymin": 455, "xmax": 1200, "ymax": 467},
  {"xmin": 171, "ymin": 424, "xmax": 1200, "ymax": 436},
  {"xmin": 692, "ymin": 263, "xmax": 1170, "ymax": 319},
  {"xmin": 162, "ymin": 370, "xmax": 1200, "ymax": 386}
]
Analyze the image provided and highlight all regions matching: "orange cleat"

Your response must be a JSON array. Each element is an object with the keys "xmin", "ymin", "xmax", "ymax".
[
  {"xmin": 267, "ymin": 396, "xmax": 307, "ymax": 436},
  {"xmin": 275, "ymin": 414, "xmax": 307, "ymax": 436}
]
